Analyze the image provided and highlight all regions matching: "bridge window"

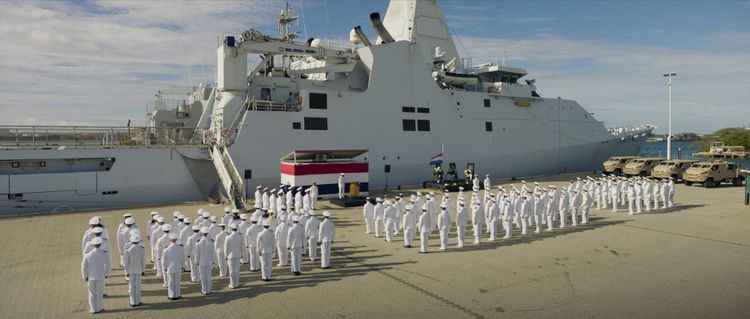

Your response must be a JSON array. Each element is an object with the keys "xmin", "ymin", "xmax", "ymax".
[
  {"xmin": 402, "ymin": 119, "xmax": 416, "ymax": 131},
  {"xmin": 485, "ymin": 121, "xmax": 493, "ymax": 132},
  {"xmin": 417, "ymin": 107, "xmax": 430, "ymax": 113},
  {"xmin": 402, "ymin": 106, "xmax": 415, "ymax": 113},
  {"xmin": 292, "ymin": 122, "xmax": 301, "ymax": 130},
  {"xmin": 417, "ymin": 120, "xmax": 431, "ymax": 131},
  {"xmin": 309, "ymin": 93, "xmax": 327, "ymax": 109},
  {"xmin": 484, "ymin": 99, "xmax": 491, "ymax": 108},
  {"xmin": 304, "ymin": 117, "xmax": 328, "ymax": 130}
]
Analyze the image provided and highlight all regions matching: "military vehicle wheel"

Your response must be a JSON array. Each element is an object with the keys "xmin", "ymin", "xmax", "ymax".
[
  {"xmin": 639, "ymin": 171, "xmax": 647, "ymax": 177},
  {"xmin": 732, "ymin": 178, "xmax": 743, "ymax": 186},
  {"xmin": 614, "ymin": 169, "xmax": 622, "ymax": 176},
  {"xmin": 671, "ymin": 174, "xmax": 679, "ymax": 181},
  {"xmin": 704, "ymin": 178, "xmax": 714, "ymax": 188},
  {"xmin": 685, "ymin": 181, "xmax": 693, "ymax": 186}
]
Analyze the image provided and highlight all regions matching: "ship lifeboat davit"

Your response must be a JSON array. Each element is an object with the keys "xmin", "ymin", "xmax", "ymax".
[{"xmin": 432, "ymin": 70, "xmax": 479, "ymax": 87}]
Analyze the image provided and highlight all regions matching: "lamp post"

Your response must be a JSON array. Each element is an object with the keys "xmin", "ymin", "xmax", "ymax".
[{"xmin": 662, "ymin": 72, "xmax": 677, "ymax": 160}]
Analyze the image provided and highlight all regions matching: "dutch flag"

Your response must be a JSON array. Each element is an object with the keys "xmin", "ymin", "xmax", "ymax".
[{"xmin": 429, "ymin": 152, "xmax": 443, "ymax": 166}]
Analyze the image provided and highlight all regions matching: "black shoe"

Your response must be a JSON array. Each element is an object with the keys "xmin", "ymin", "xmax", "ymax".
[
  {"xmin": 295, "ymin": 271, "xmax": 301, "ymax": 275},
  {"xmin": 263, "ymin": 278, "xmax": 271, "ymax": 282},
  {"xmin": 130, "ymin": 303, "xmax": 141, "ymax": 307},
  {"xmin": 321, "ymin": 266, "xmax": 330, "ymax": 269}
]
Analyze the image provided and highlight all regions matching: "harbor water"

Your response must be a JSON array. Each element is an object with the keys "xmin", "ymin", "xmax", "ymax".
[{"xmin": 639, "ymin": 141, "xmax": 750, "ymax": 168}]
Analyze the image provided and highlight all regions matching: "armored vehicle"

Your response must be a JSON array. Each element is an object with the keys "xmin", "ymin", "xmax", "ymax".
[
  {"xmin": 683, "ymin": 160, "xmax": 747, "ymax": 188},
  {"xmin": 623, "ymin": 157, "xmax": 665, "ymax": 177},
  {"xmin": 651, "ymin": 159, "xmax": 698, "ymax": 181},
  {"xmin": 602, "ymin": 156, "xmax": 639, "ymax": 176}
]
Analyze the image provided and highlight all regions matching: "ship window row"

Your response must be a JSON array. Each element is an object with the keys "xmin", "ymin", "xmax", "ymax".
[
  {"xmin": 402, "ymin": 106, "xmax": 430, "ymax": 113},
  {"xmin": 402, "ymin": 119, "xmax": 430, "ymax": 132}
]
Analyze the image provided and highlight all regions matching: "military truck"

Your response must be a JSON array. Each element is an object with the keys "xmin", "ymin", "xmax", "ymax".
[
  {"xmin": 650, "ymin": 159, "xmax": 698, "ymax": 181},
  {"xmin": 623, "ymin": 157, "xmax": 665, "ymax": 177},
  {"xmin": 683, "ymin": 160, "xmax": 747, "ymax": 188},
  {"xmin": 602, "ymin": 156, "xmax": 638, "ymax": 176}
]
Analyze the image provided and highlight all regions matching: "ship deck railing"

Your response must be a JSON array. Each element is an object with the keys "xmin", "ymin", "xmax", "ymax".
[
  {"xmin": 246, "ymin": 99, "xmax": 301, "ymax": 112},
  {"xmin": 0, "ymin": 125, "xmax": 206, "ymax": 150}
]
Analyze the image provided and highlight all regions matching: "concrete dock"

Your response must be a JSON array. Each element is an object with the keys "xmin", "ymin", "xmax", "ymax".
[{"xmin": 1, "ymin": 173, "xmax": 749, "ymax": 318}]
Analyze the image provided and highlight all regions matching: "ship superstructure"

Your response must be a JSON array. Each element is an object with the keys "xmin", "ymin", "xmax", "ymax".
[{"xmin": 0, "ymin": 0, "xmax": 652, "ymax": 214}]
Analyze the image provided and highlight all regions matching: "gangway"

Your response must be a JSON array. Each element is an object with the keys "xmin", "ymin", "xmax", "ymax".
[{"xmin": 210, "ymin": 144, "xmax": 247, "ymax": 210}]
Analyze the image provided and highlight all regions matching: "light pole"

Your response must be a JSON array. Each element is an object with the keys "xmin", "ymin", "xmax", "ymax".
[{"xmin": 662, "ymin": 72, "xmax": 677, "ymax": 160}]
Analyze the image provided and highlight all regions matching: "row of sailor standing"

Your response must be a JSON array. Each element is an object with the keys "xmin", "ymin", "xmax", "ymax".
[{"xmin": 79, "ymin": 205, "xmax": 335, "ymax": 314}]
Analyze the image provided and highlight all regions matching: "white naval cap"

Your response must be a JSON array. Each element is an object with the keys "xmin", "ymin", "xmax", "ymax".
[
  {"xmin": 156, "ymin": 216, "xmax": 165, "ymax": 223},
  {"xmin": 168, "ymin": 232, "xmax": 179, "ymax": 240},
  {"xmin": 129, "ymin": 229, "xmax": 140, "ymax": 236},
  {"xmin": 262, "ymin": 220, "xmax": 270, "ymax": 227},
  {"xmin": 202, "ymin": 211, "xmax": 210, "ymax": 218},
  {"xmin": 230, "ymin": 222, "xmax": 239, "ymax": 230},
  {"xmin": 124, "ymin": 217, "xmax": 135, "ymax": 225},
  {"xmin": 250, "ymin": 216, "xmax": 259, "ymax": 222},
  {"xmin": 183, "ymin": 217, "xmax": 191, "ymax": 223},
  {"xmin": 161, "ymin": 224, "xmax": 172, "ymax": 232},
  {"xmin": 218, "ymin": 223, "xmax": 226, "ymax": 228},
  {"xmin": 376, "ymin": 197, "xmax": 383, "ymax": 202},
  {"xmin": 231, "ymin": 208, "xmax": 240, "ymax": 214},
  {"xmin": 240, "ymin": 213, "xmax": 248, "ymax": 220},
  {"xmin": 340, "ymin": 173, "xmax": 344, "ymax": 175},
  {"xmin": 280, "ymin": 215, "xmax": 287, "ymax": 221},
  {"xmin": 458, "ymin": 186, "xmax": 464, "ymax": 190},
  {"xmin": 172, "ymin": 211, "xmax": 181, "ymax": 217},
  {"xmin": 209, "ymin": 216, "xmax": 218, "ymax": 222},
  {"xmin": 92, "ymin": 227, "xmax": 103, "ymax": 234},
  {"xmin": 256, "ymin": 186, "xmax": 262, "ymax": 189},
  {"xmin": 88, "ymin": 216, "xmax": 100, "ymax": 225},
  {"xmin": 323, "ymin": 211, "xmax": 331, "ymax": 217},
  {"xmin": 150, "ymin": 211, "xmax": 159, "ymax": 216},
  {"xmin": 308, "ymin": 210, "xmax": 315, "ymax": 216},
  {"xmin": 200, "ymin": 226, "xmax": 209, "ymax": 234},
  {"xmin": 123, "ymin": 213, "xmax": 132, "ymax": 218},
  {"xmin": 439, "ymin": 203, "xmax": 447, "ymax": 209},
  {"xmin": 224, "ymin": 207, "xmax": 231, "ymax": 213},
  {"xmin": 90, "ymin": 237, "xmax": 103, "ymax": 245},
  {"xmin": 130, "ymin": 235, "xmax": 141, "ymax": 243},
  {"xmin": 191, "ymin": 224, "xmax": 200, "ymax": 230},
  {"xmin": 292, "ymin": 215, "xmax": 300, "ymax": 222}
]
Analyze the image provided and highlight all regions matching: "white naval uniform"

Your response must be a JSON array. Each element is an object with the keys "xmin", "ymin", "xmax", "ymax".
[
  {"xmin": 81, "ymin": 248, "xmax": 111, "ymax": 313},
  {"xmin": 186, "ymin": 232, "xmax": 201, "ymax": 282},
  {"xmin": 319, "ymin": 218, "xmax": 335, "ymax": 268},
  {"xmin": 275, "ymin": 222, "xmax": 290, "ymax": 266},
  {"xmin": 305, "ymin": 216, "xmax": 320, "ymax": 261},
  {"xmin": 123, "ymin": 243, "xmax": 146, "ymax": 306},
  {"xmin": 437, "ymin": 210, "xmax": 451, "ymax": 249},
  {"xmin": 214, "ymin": 232, "xmax": 228, "ymax": 277},
  {"xmin": 417, "ymin": 212, "xmax": 431, "ymax": 253},
  {"xmin": 455, "ymin": 206, "xmax": 468, "ymax": 247},
  {"xmin": 471, "ymin": 204, "xmax": 485, "ymax": 244},
  {"xmin": 244, "ymin": 223, "xmax": 262, "ymax": 271},
  {"xmin": 161, "ymin": 242, "xmax": 184, "ymax": 299},
  {"xmin": 287, "ymin": 223, "xmax": 305, "ymax": 273},
  {"xmin": 257, "ymin": 228, "xmax": 276, "ymax": 280},
  {"xmin": 224, "ymin": 231, "xmax": 244, "ymax": 288},
  {"xmin": 373, "ymin": 203, "xmax": 384, "ymax": 237},
  {"xmin": 402, "ymin": 210, "xmax": 417, "ymax": 247},
  {"xmin": 363, "ymin": 201, "xmax": 374, "ymax": 234},
  {"xmin": 194, "ymin": 237, "xmax": 216, "ymax": 294},
  {"xmin": 384, "ymin": 205, "xmax": 397, "ymax": 242}
]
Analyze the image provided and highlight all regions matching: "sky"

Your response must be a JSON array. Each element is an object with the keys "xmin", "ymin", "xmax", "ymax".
[{"xmin": 0, "ymin": 0, "xmax": 748, "ymax": 134}]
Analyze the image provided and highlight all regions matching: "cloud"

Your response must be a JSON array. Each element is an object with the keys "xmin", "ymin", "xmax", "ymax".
[
  {"xmin": 457, "ymin": 35, "xmax": 750, "ymax": 133},
  {"xmin": 0, "ymin": 0, "xmax": 282, "ymax": 126}
]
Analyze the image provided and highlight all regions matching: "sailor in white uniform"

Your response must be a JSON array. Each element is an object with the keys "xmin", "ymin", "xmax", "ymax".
[
  {"xmin": 471, "ymin": 201, "xmax": 485, "ymax": 244},
  {"xmin": 305, "ymin": 210, "xmax": 320, "ymax": 261},
  {"xmin": 363, "ymin": 197, "xmax": 374, "ymax": 234},
  {"xmin": 161, "ymin": 232, "xmax": 185, "ymax": 300},
  {"xmin": 384, "ymin": 201, "xmax": 397, "ymax": 242},
  {"xmin": 194, "ymin": 227, "xmax": 216, "ymax": 294},
  {"xmin": 455, "ymin": 201, "xmax": 468, "ymax": 247},
  {"xmin": 224, "ymin": 222, "xmax": 244, "ymax": 288},
  {"xmin": 123, "ymin": 234, "xmax": 146, "ymax": 307},
  {"xmin": 667, "ymin": 177, "xmax": 675, "ymax": 208},
  {"xmin": 257, "ymin": 220, "xmax": 276, "ymax": 281},
  {"xmin": 402, "ymin": 205, "xmax": 417, "ymax": 248},
  {"xmin": 503, "ymin": 198, "xmax": 515, "ymax": 239},
  {"xmin": 319, "ymin": 211, "xmax": 335, "ymax": 269},
  {"xmin": 254, "ymin": 186, "xmax": 263, "ymax": 208},
  {"xmin": 244, "ymin": 217, "xmax": 262, "ymax": 272},
  {"xmin": 373, "ymin": 197, "xmax": 384, "ymax": 237},
  {"xmin": 185, "ymin": 225, "xmax": 201, "ymax": 283},
  {"xmin": 275, "ymin": 215, "xmax": 290, "ymax": 266},
  {"xmin": 310, "ymin": 182, "xmax": 319, "ymax": 209},
  {"xmin": 437, "ymin": 204, "xmax": 451, "ymax": 249},
  {"xmin": 81, "ymin": 237, "xmax": 110, "ymax": 314},
  {"xmin": 417, "ymin": 206, "xmax": 431, "ymax": 253},
  {"xmin": 287, "ymin": 215, "xmax": 305, "ymax": 275},
  {"xmin": 214, "ymin": 223, "xmax": 228, "ymax": 277},
  {"xmin": 338, "ymin": 173, "xmax": 346, "ymax": 199},
  {"xmin": 580, "ymin": 189, "xmax": 591, "ymax": 224}
]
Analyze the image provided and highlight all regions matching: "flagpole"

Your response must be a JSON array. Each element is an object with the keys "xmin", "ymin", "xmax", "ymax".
[{"xmin": 441, "ymin": 143, "xmax": 445, "ymax": 165}]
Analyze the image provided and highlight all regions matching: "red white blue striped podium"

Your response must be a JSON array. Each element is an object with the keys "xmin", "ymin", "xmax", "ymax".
[{"xmin": 280, "ymin": 150, "xmax": 369, "ymax": 195}]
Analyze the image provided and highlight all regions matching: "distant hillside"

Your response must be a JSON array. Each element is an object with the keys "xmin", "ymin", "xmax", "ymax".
[
  {"xmin": 648, "ymin": 132, "xmax": 701, "ymax": 141},
  {"xmin": 695, "ymin": 127, "xmax": 750, "ymax": 151}
]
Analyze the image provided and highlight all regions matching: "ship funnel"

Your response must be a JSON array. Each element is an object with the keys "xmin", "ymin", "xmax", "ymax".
[
  {"xmin": 350, "ymin": 26, "xmax": 372, "ymax": 46},
  {"xmin": 369, "ymin": 12, "xmax": 395, "ymax": 44}
]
